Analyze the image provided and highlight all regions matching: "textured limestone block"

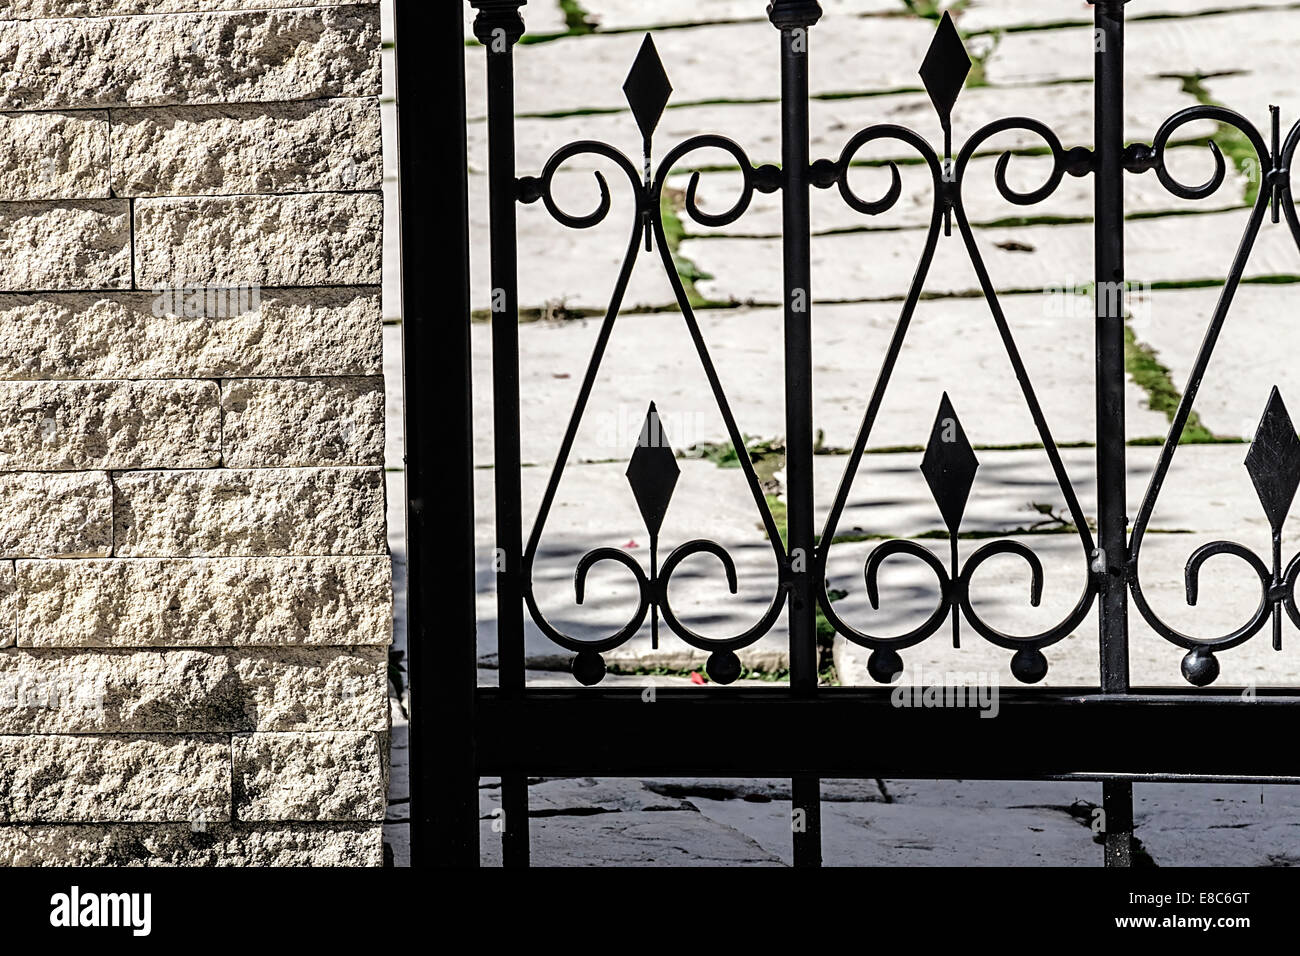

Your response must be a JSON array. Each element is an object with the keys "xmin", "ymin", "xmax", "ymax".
[
  {"xmin": 222, "ymin": 377, "xmax": 385, "ymax": 468},
  {"xmin": 0, "ymin": 380, "xmax": 220, "ymax": 471},
  {"xmin": 0, "ymin": 646, "xmax": 387, "ymax": 732},
  {"xmin": 0, "ymin": 201, "xmax": 129, "ymax": 291},
  {"xmin": 228, "ymin": 821, "xmax": 383, "ymax": 866},
  {"xmin": 0, "ymin": 472, "xmax": 112, "ymax": 559},
  {"xmin": 233, "ymin": 731, "xmax": 386, "ymax": 821},
  {"xmin": 135, "ymin": 193, "xmax": 382, "ymax": 288},
  {"xmin": 0, "ymin": 288, "xmax": 382, "ymax": 380},
  {"xmin": 0, "ymin": 563, "xmax": 12, "ymax": 648},
  {"xmin": 17, "ymin": 556, "xmax": 392, "ymax": 647},
  {"xmin": 0, "ymin": 1, "xmax": 375, "ymax": 15},
  {"xmin": 112, "ymin": 99, "xmax": 382, "ymax": 197},
  {"xmin": 0, "ymin": 822, "xmax": 382, "ymax": 866},
  {"xmin": 0, "ymin": 111, "xmax": 109, "ymax": 200},
  {"xmin": 112, "ymin": 468, "xmax": 388, "ymax": 557},
  {"xmin": 0, "ymin": 7, "xmax": 381, "ymax": 111},
  {"xmin": 232, "ymin": 647, "xmax": 388, "ymax": 731},
  {"xmin": 0, "ymin": 734, "xmax": 230, "ymax": 822},
  {"xmin": 18, "ymin": 556, "xmax": 391, "ymax": 647},
  {"xmin": 0, "ymin": 648, "xmax": 243, "ymax": 733}
]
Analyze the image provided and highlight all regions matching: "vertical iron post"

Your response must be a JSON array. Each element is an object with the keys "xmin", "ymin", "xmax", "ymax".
[
  {"xmin": 470, "ymin": 0, "xmax": 531, "ymax": 868},
  {"xmin": 1093, "ymin": 0, "xmax": 1134, "ymax": 868},
  {"xmin": 769, "ymin": 0, "xmax": 823, "ymax": 868},
  {"xmin": 395, "ymin": 0, "xmax": 479, "ymax": 866}
]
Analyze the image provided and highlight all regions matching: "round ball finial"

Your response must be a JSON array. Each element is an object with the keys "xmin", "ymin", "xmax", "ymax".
[
  {"xmin": 867, "ymin": 647, "xmax": 904, "ymax": 684},
  {"xmin": 1181, "ymin": 647, "xmax": 1220, "ymax": 687},
  {"xmin": 706, "ymin": 650, "xmax": 742, "ymax": 685},
  {"xmin": 572, "ymin": 650, "xmax": 607, "ymax": 686},
  {"xmin": 1010, "ymin": 648, "xmax": 1049, "ymax": 684}
]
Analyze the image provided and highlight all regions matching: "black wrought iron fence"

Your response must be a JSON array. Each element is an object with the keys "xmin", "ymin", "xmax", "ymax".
[{"xmin": 399, "ymin": 0, "xmax": 1300, "ymax": 868}]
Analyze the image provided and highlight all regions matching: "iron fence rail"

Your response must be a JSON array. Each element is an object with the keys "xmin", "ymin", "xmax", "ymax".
[{"xmin": 404, "ymin": 0, "xmax": 1300, "ymax": 867}]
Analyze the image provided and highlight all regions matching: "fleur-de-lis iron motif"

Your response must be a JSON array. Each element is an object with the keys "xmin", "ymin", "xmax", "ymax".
[
  {"xmin": 519, "ymin": 36, "xmax": 787, "ymax": 687},
  {"xmin": 1168, "ymin": 389, "xmax": 1300, "ymax": 685},
  {"xmin": 563, "ymin": 403, "xmax": 755, "ymax": 687},
  {"xmin": 855, "ymin": 397, "xmax": 1050, "ymax": 685},
  {"xmin": 1242, "ymin": 387, "xmax": 1300, "ymax": 650},
  {"xmin": 918, "ymin": 11, "xmax": 969, "ymax": 234},
  {"xmin": 813, "ymin": 13, "xmax": 1094, "ymax": 685},
  {"xmin": 623, "ymin": 35, "xmax": 672, "ymax": 250},
  {"xmin": 918, "ymin": 393, "xmax": 979, "ymax": 649},
  {"xmin": 622, "ymin": 401, "xmax": 679, "ymax": 650}
]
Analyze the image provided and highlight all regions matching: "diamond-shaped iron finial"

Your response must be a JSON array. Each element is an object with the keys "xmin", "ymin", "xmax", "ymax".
[
  {"xmin": 918, "ymin": 12, "xmax": 970, "ymax": 130},
  {"xmin": 920, "ymin": 392, "xmax": 979, "ymax": 535},
  {"xmin": 1245, "ymin": 386, "xmax": 1300, "ymax": 534},
  {"xmin": 626, "ymin": 402, "xmax": 680, "ymax": 537},
  {"xmin": 623, "ymin": 34, "xmax": 672, "ymax": 144}
]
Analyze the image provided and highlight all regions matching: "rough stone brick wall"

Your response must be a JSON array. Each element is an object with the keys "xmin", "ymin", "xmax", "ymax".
[{"xmin": 0, "ymin": 1, "xmax": 390, "ymax": 866}]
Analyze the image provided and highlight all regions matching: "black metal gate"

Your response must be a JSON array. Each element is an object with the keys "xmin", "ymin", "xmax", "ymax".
[{"xmin": 399, "ymin": 0, "xmax": 1300, "ymax": 867}]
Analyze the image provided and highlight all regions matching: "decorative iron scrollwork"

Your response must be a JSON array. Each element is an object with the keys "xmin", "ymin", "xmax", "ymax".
[
  {"xmin": 514, "ymin": 9, "xmax": 1300, "ymax": 690},
  {"xmin": 813, "ymin": 13, "xmax": 1095, "ymax": 685},
  {"xmin": 519, "ymin": 36, "xmax": 787, "ymax": 686},
  {"xmin": 1126, "ymin": 103, "xmax": 1300, "ymax": 684}
]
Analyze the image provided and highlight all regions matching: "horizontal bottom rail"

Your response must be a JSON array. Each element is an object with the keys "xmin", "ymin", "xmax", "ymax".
[{"xmin": 475, "ymin": 687, "xmax": 1300, "ymax": 780}]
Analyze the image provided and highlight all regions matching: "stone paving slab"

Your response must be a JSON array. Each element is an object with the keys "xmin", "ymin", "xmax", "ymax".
[
  {"xmin": 886, "ymin": 779, "xmax": 1300, "ymax": 867},
  {"xmin": 1132, "ymin": 783, "xmax": 1300, "ymax": 866},
  {"xmin": 479, "ymin": 79, "xmax": 1212, "ymax": 180},
  {"xmin": 480, "ymin": 776, "xmax": 694, "ymax": 814},
  {"xmin": 1130, "ymin": 284, "xmax": 1300, "ymax": 445},
  {"xmin": 884, "ymin": 778, "xmax": 1100, "ymax": 808},
  {"xmin": 579, "ymin": 0, "xmax": 901, "ymax": 32},
  {"xmin": 467, "ymin": 171, "xmax": 674, "ymax": 315},
  {"xmin": 467, "ymin": 16, "xmax": 941, "ymax": 119},
  {"xmin": 1202, "ymin": 71, "xmax": 1300, "ymax": 124},
  {"xmin": 984, "ymin": 9, "xmax": 1300, "ymax": 86},
  {"xmin": 478, "ymin": 799, "xmax": 784, "ymax": 866},
  {"xmin": 638, "ymin": 777, "xmax": 888, "ymax": 802},
  {"xmin": 958, "ymin": 0, "xmax": 1300, "ymax": 33},
  {"xmin": 689, "ymin": 792, "xmax": 1100, "ymax": 864},
  {"xmin": 688, "ymin": 207, "xmax": 1300, "ymax": 304},
  {"xmin": 1137, "ymin": 817, "xmax": 1300, "ymax": 866},
  {"xmin": 467, "ymin": 774, "xmax": 1300, "ymax": 866},
  {"xmin": 467, "ymin": 297, "xmax": 1169, "ymax": 469}
]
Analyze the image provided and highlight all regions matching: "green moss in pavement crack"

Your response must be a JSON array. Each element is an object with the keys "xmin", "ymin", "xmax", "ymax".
[
  {"xmin": 901, "ymin": 0, "xmax": 969, "ymax": 20},
  {"xmin": 817, "ymin": 588, "xmax": 847, "ymax": 686},
  {"xmin": 965, "ymin": 30, "xmax": 997, "ymax": 90},
  {"xmin": 660, "ymin": 188, "xmax": 718, "ymax": 309},
  {"xmin": 559, "ymin": 0, "xmax": 597, "ymax": 35},
  {"xmin": 764, "ymin": 493, "xmax": 789, "ymax": 549},
  {"xmin": 1172, "ymin": 72, "xmax": 1264, "ymax": 205},
  {"xmin": 682, "ymin": 435, "xmax": 785, "ymax": 482},
  {"xmin": 1124, "ymin": 321, "xmax": 1225, "ymax": 443}
]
